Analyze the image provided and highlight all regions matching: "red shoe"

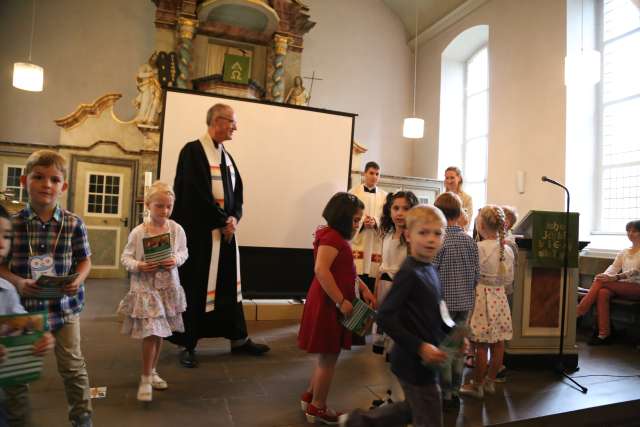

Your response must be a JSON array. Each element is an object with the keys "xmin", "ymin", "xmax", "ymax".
[
  {"xmin": 300, "ymin": 391, "xmax": 313, "ymax": 411},
  {"xmin": 305, "ymin": 403, "xmax": 346, "ymax": 425}
]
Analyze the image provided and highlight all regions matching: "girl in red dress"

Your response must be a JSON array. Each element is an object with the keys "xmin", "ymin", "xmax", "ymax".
[{"xmin": 298, "ymin": 192, "xmax": 376, "ymax": 425}]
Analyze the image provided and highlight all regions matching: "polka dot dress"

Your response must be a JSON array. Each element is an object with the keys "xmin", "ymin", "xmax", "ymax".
[{"xmin": 469, "ymin": 284, "xmax": 513, "ymax": 343}]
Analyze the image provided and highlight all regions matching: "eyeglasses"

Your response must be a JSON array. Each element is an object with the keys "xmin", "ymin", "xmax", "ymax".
[{"xmin": 217, "ymin": 116, "xmax": 237, "ymax": 126}]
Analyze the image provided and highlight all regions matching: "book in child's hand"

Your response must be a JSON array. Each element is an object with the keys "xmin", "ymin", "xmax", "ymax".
[
  {"xmin": 143, "ymin": 232, "xmax": 172, "ymax": 263},
  {"xmin": 34, "ymin": 273, "xmax": 79, "ymax": 299},
  {"xmin": 340, "ymin": 298, "xmax": 376, "ymax": 337},
  {"xmin": 422, "ymin": 322, "xmax": 470, "ymax": 368},
  {"xmin": 0, "ymin": 311, "xmax": 48, "ymax": 387}
]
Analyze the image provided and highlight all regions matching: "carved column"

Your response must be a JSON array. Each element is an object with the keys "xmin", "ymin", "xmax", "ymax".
[
  {"xmin": 176, "ymin": 17, "xmax": 198, "ymax": 89},
  {"xmin": 268, "ymin": 34, "xmax": 289, "ymax": 102}
]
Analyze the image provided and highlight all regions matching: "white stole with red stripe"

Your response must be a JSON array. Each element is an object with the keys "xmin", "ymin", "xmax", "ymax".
[
  {"xmin": 349, "ymin": 184, "xmax": 387, "ymax": 276},
  {"xmin": 199, "ymin": 134, "xmax": 242, "ymax": 312}
]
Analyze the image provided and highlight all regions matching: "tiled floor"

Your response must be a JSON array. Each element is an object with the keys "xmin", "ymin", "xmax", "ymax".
[{"xmin": 17, "ymin": 279, "xmax": 640, "ymax": 426}]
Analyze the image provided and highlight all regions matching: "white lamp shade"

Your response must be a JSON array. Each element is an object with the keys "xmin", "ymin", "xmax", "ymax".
[
  {"xmin": 564, "ymin": 49, "xmax": 601, "ymax": 87},
  {"xmin": 13, "ymin": 62, "xmax": 44, "ymax": 92},
  {"xmin": 403, "ymin": 117, "xmax": 424, "ymax": 139}
]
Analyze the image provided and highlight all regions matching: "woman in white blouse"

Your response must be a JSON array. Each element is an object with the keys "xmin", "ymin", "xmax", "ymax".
[
  {"xmin": 444, "ymin": 166, "xmax": 473, "ymax": 231},
  {"xmin": 577, "ymin": 220, "xmax": 640, "ymax": 345}
]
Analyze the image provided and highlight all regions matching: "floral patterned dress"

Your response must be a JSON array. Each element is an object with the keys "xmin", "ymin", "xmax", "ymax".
[{"xmin": 117, "ymin": 220, "xmax": 188, "ymax": 339}]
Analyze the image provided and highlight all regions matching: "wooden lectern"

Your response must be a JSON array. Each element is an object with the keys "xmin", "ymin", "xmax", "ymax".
[{"xmin": 505, "ymin": 211, "xmax": 587, "ymax": 370}]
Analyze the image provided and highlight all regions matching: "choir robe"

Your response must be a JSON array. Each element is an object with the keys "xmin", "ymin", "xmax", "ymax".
[
  {"xmin": 166, "ymin": 138, "xmax": 248, "ymax": 350},
  {"xmin": 349, "ymin": 184, "xmax": 387, "ymax": 278}
]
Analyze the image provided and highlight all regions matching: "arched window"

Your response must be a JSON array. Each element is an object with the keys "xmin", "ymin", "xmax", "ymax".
[{"xmin": 439, "ymin": 26, "xmax": 489, "ymax": 220}]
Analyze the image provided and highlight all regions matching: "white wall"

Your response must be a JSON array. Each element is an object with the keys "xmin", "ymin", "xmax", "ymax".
[
  {"xmin": 0, "ymin": 0, "xmax": 156, "ymax": 145},
  {"xmin": 413, "ymin": 0, "xmax": 567, "ymax": 214},
  {"xmin": 302, "ymin": 0, "xmax": 413, "ymax": 176}
]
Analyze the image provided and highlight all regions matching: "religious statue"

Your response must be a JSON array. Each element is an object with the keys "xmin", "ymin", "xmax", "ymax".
[
  {"xmin": 285, "ymin": 76, "xmax": 309, "ymax": 106},
  {"xmin": 133, "ymin": 52, "xmax": 162, "ymax": 126}
]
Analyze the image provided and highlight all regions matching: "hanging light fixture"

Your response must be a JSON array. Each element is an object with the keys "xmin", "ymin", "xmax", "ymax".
[
  {"xmin": 564, "ymin": 0, "xmax": 601, "ymax": 87},
  {"xmin": 403, "ymin": 0, "xmax": 424, "ymax": 139},
  {"xmin": 13, "ymin": 0, "xmax": 43, "ymax": 92}
]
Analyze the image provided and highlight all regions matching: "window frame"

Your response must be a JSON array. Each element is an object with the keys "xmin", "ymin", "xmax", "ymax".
[
  {"xmin": 462, "ymin": 45, "xmax": 489, "ymax": 211},
  {"xmin": 594, "ymin": 0, "xmax": 640, "ymax": 234},
  {"xmin": 3, "ymin": 164, "xmax": 27, "ymax": 202},
  {"xmin": 83, "ymin": 171, "xmax": 123, "ymax": 218}
]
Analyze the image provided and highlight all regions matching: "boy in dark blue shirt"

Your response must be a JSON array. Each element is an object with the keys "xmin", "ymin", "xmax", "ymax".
[{"xmin": 344, "ymin": 205, "xmax": 448, "ymax": 427}]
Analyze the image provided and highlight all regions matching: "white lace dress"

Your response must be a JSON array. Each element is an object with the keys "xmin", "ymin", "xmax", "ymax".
[
  {"xmin": 117, "ymin": 220, "xmax": 188, "ymax": 339},
  {"xmin": 469, "ymin": 240, "xmax": 514, "ymax": 343}
]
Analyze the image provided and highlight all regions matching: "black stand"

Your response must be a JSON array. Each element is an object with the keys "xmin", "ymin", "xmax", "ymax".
[{"xmin": 542, "ymin": 177, "xmax": 588, "ymax": 394}]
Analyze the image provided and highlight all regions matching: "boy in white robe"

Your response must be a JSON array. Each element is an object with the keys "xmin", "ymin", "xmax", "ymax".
[{"xmin": 349, "ymin": 161, "xmax": 387, "ymax": 291}]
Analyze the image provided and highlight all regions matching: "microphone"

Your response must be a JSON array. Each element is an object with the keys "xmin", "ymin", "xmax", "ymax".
[{"xmin": 541, "ymin": 176, "xmax": 562, "ymax": 187}]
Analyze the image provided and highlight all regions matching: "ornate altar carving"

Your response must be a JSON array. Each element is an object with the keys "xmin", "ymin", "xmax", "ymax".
[
  {"xmin": 54, "ymin": 94, "xmax": 123, "ymax": 130},
  {"xmin": 150, "ymin": 0, "xmax": 315, "ymax": 101},
  {"xmin": 192, "ymin": 74, "xmax": 265, "ymax": 98},
  {"xmin": 269, "ymin": 33, "xmax": 288, "ymax": 102},
  {"xmin": 176, "ymin": 17, "xmax": 198, "ymax": 88}
]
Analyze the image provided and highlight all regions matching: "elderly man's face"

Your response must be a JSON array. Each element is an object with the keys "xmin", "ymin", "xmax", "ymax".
[{"xmin": 209, "ymin": 108, "xmax": 238, "ymax": 143}]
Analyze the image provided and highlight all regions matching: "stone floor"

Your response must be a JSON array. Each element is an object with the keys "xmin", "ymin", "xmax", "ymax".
[{"xmin": 16, "ymin": 279, "xmax": 640, "ymax": 426}]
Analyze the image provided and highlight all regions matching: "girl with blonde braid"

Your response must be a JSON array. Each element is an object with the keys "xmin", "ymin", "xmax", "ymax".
[{"xmin": 460, "ymin": 206, "xmax": 514, "ymax": 399}]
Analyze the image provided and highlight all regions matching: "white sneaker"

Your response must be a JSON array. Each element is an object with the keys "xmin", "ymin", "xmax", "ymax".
[
  {"xmin": 137, "ymin": 377, "xmax": 152, "ymax": 402},
  {"xmin": 151, "ymin": 370, "xmax": 168, "ymax": 390}
]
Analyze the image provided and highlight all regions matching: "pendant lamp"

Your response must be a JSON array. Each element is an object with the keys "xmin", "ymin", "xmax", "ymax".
[
  {"xmin": 13, "ymin": 0, "xmax": 43, "ymax": 92},
  {"xmin": 403, "ymin": 0, "xmax": 424, "ymax": 139}
]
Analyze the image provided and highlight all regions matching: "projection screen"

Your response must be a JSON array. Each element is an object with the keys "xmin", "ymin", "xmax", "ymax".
[{"xmin": 159, "ymin": 89, "xmax": 355, "ymax": 297}]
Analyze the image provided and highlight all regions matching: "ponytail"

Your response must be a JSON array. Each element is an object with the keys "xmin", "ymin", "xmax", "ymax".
[{"xmin": 494, "ymin": 206, "xmax": 507, "ymax": 277}]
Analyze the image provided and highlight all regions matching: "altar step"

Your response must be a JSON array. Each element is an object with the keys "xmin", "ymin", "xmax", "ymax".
[
  {"xmin": 242, "ymin": 299, "xmax": 304, "ymax": 321},
  {"xmin": 491, "ymin": 397, "xmax": 640, "ymax": 427}
]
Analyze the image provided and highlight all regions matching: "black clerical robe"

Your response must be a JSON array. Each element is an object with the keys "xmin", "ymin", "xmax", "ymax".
[{"xmin": 167, "ymin": 138, "xmax": 247, "ymax": 350}]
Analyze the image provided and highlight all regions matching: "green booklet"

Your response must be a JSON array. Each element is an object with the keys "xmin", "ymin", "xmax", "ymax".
[
  {"xmin": 0, "ymin": 311, "xmax": 48, "ymax": 387},
  {"xmin": 143, "ymin": 232, "xmax": 172, "ymax": 263},
  {"xmin": 340, "ymin": 298, "xmax": 376, "ymax": 337},
  {"xmin": 35, "ymin": 273, "xmax": 79, "ymax": 299},
  {"xmin": 422, "ymin": 322, "xmax": 470, "ymax": 368}
]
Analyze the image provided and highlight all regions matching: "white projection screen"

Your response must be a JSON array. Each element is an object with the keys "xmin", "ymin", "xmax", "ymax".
[{"xmin": 159, "ymin": 89, "xmax": 355, "ymax": 297}]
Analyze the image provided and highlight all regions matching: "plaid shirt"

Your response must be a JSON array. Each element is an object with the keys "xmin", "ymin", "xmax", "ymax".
[
  {"xmin": 432, "ymin": 225, "xmax": 479, "ymax": 311},
  {"xmin": 7, "ymin": 204, "xmax": 91, "ymax": 331}
]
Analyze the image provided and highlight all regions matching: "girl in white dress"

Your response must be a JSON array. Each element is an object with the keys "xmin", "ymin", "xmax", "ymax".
[
  {"xmin": 372, "ymin": 191, "xmax": 419, "ymax": 354},
  {"xmin": 460, "ymin": 205, "xmax": 514, "ymax": 398},
  {"xmin": 117, "ymin": 181, "xmax": 188, "ymax": 402}
]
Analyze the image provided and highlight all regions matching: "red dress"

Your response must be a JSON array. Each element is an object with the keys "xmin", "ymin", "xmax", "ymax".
[{"xmin": 298, "ymin": 227, "xmax": 357, "ymax": 353}]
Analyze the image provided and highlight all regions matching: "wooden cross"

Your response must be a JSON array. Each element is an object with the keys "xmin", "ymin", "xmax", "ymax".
[{"xmin": 303, "ymin": 71, "xmax": 323, "ymax": 105}]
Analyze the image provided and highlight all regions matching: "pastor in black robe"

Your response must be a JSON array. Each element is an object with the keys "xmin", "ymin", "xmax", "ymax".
[{"xmin": 166, "ymin": 139, "xmax": 248, "ymax": 350}]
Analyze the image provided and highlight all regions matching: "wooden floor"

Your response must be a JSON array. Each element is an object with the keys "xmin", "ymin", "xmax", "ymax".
[{"xmin": 11, "ymin": 279, "xmax": 640, "ymax": 426}]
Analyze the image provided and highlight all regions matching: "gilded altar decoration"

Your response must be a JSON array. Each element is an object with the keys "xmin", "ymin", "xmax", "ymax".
[
  {"xmin": 157, "ymin": 51, "xmax": 179, "ymax": 87},
  {"xmin": 176, "ymin": 17, "xmax": 198, "ymax": 89},
  {"xmin": 54, "ymin": 93, "xmax": 123, "ymax": 129},
  {"xmin": 270, "ymin": 34, "xmax": 289, "ymax": 102},
  {"xmin": 150, "ymin": 1, "xmax": 316, "ymax": 100}
]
